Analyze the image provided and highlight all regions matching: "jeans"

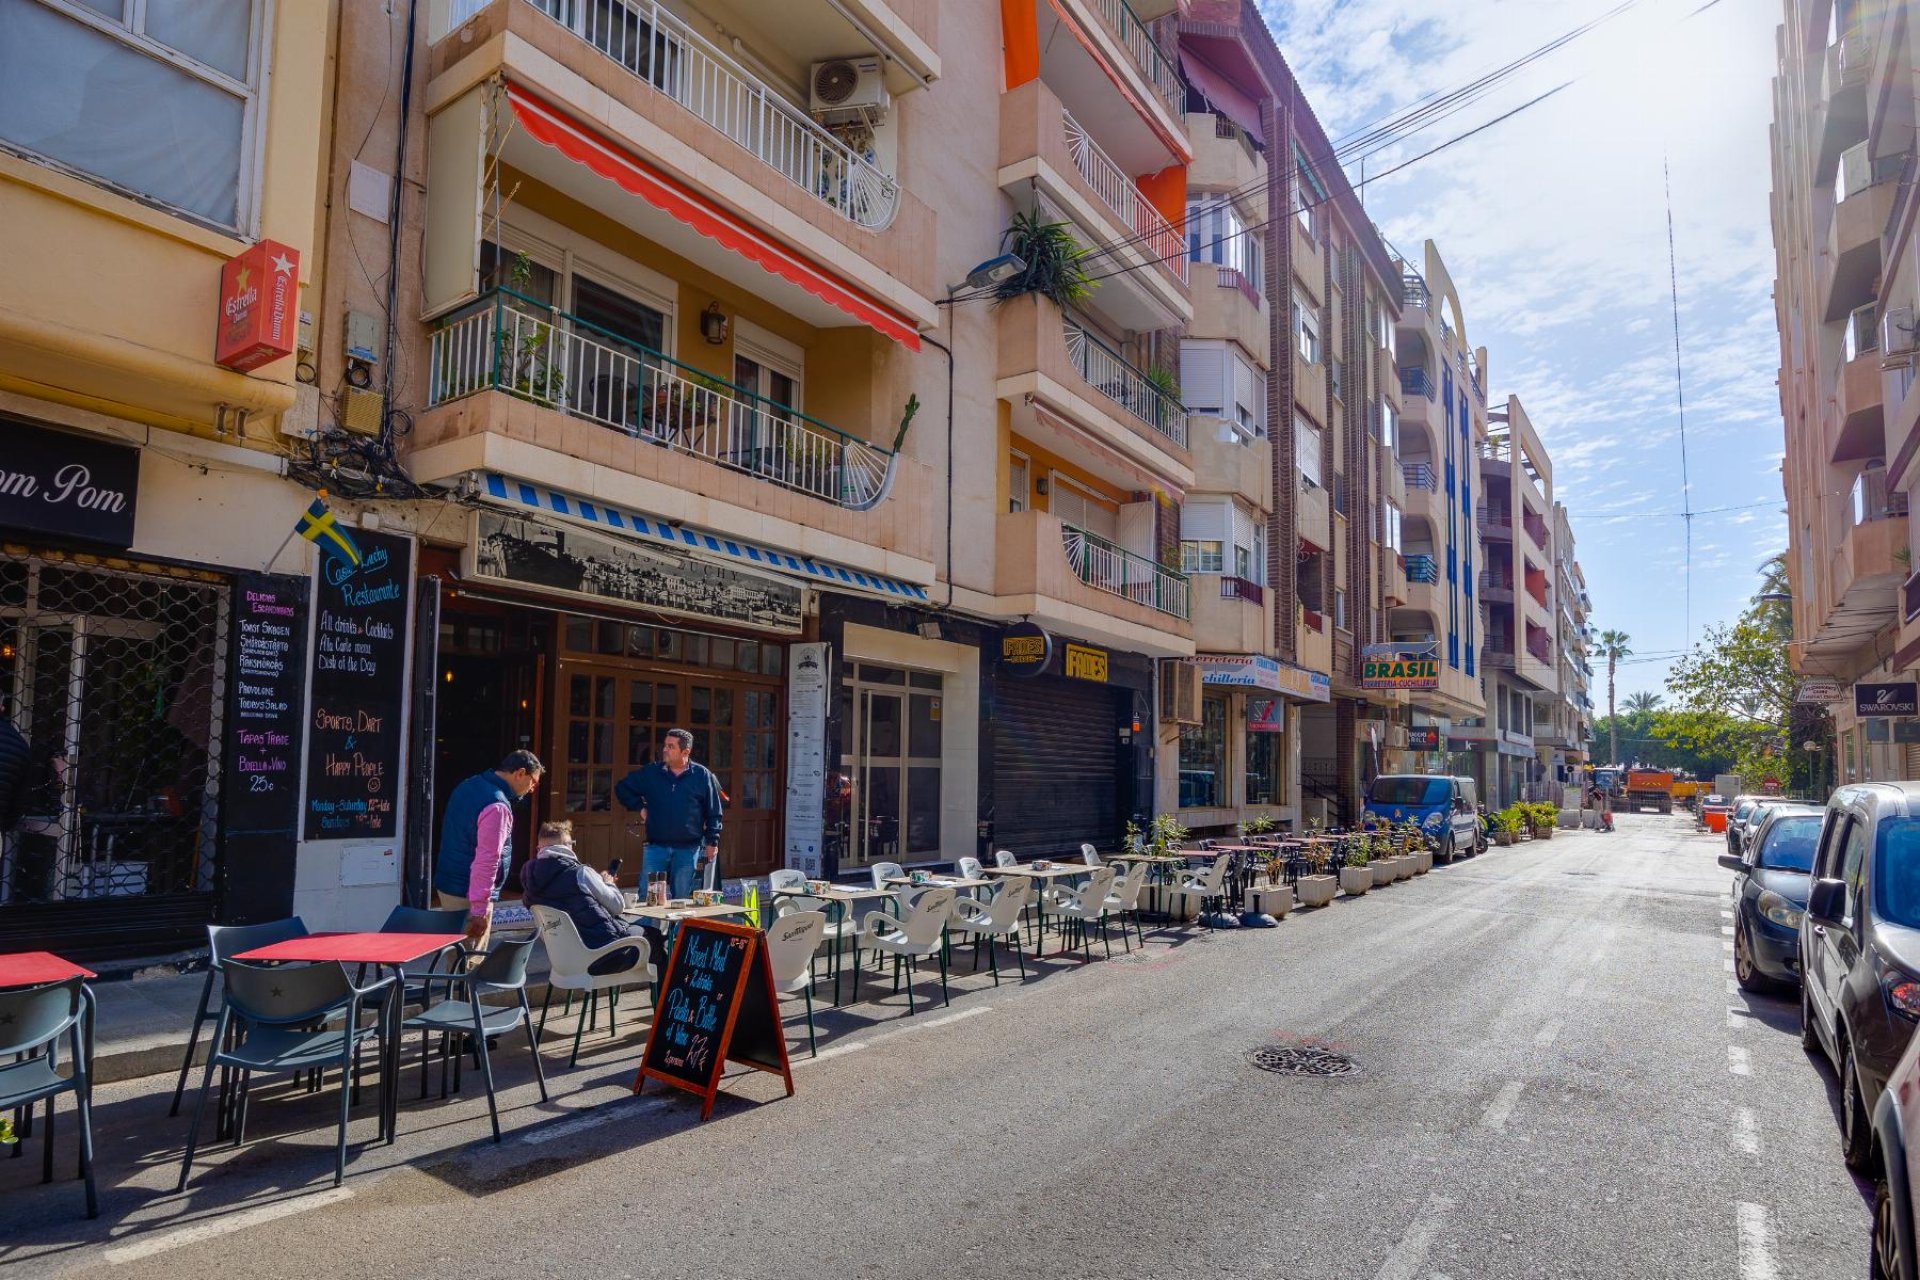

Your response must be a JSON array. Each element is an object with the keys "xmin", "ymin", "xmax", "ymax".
[{"xmin": 643, "ymin": 843, "xmax": 703, "ymax": 900}]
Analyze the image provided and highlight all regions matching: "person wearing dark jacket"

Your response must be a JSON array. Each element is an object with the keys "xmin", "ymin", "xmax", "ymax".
[
  {"xmin": 613, "ymin": 727, "xmax": 724, "ymax": 900},
  {"xmin": 519, "ymin": 821, "xmax": 659, "ymax": 975}
]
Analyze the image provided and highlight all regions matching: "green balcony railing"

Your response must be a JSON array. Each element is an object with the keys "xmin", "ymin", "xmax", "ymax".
[{"xmin": 1061, "ymin": 521, "xmax": 1190, "ymax": 620}]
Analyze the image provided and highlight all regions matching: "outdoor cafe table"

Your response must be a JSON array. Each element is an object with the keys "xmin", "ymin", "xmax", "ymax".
[
  {"xmin": 232, "ymin": 931, "xmax": 467, "ymax": 1140},
  {"xmin": 983, "ymin": 863, "xmax": 1098, "ymax": 953},
  {"xmin": 770, "ymin": 884, "xmax": 898, "ymax": 1005},
  {"xmin": 623, "ymin": 902, "xmax": 748, "ymax": 932},
  {"xmin": 0, "ymin": 952, "xmax": 98, "ymax": 1079}
]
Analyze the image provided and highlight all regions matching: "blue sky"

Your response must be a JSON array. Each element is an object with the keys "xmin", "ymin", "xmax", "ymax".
[{"xmin": 1264, "ymin": 0, "xmax": 1783, "ymax": 704}]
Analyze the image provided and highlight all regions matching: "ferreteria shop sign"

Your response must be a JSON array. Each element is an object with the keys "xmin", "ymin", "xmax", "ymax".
[
  {"xmin": 1856, "ymin": 681, "xmax": 1919, "ymax": 718},
  {"xmin": 0, "ymin": 419, "xmax": 139, "ymax": 549},
  {"xmin": 1361, "ymin": 656, "xmax": 1440, "ymax": 691}
]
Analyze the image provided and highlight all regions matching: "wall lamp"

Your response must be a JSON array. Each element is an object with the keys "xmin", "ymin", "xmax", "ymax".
[{"xmin": 700, "ymin": 302, "xmax": 731, "ymax": 345}]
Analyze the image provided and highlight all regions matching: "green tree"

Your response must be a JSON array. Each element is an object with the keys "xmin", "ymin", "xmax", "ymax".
[
  {"xmin": 1623, "ymin": 691, "xmax": 1663, "ymax": 714},
  {"xmin": 1660, "ymin": 608, "xmax": 1798, "ymax": 782},
  {"xmin": 1598, "ymin": 629, "xmax": 1632, "ymax": 765}
]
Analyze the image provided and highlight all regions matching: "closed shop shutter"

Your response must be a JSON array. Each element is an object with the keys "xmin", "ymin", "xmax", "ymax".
[
  {"xmin": 1904, "ymin": 741, "xmax": 1920, "ymax": 778},
  {"xmin": 993, "ymin": 678, "xmax": 1122, "ymax": 858}
]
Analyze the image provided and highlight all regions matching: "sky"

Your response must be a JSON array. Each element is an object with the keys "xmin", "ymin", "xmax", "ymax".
[{"xmin": 1262, "ymin": 0, "xmax": 1784, "ymax": 705}]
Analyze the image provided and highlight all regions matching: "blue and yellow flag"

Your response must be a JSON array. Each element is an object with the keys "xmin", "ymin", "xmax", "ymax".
[{"xmin": 295, "ymin": 495, "xmax": 362, "ymax": 568}]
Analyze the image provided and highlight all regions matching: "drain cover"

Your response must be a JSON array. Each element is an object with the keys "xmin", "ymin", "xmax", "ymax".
[{"xmin": 1250, "ymin": 1045, "xmax": 1356, "ymax": 1076}]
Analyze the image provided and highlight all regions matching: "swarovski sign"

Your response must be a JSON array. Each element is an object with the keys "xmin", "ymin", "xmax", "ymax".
[
  {"xmin": 0, "ymin": 419, "xmax": 140, "ymax": 549},
  {"xmin": 1855, "ymin": 681, "xmax": 1919, "ymax": 718}
]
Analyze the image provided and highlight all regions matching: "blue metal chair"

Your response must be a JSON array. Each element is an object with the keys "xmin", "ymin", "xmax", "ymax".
[
  {"xmin": 168, "ymin": 917, "xmax": 309, "ymax": 1117},
  {"xmin": 0, "ymin": 978, "xmax": 98, "ymax": 1218},
  {"xmin": 176, "ymin": 960, "xmax": 393, "ymax": 1190},
  {"xmin": 402, "ymin": 937, "xmax": 547, "ymax": 1142}
]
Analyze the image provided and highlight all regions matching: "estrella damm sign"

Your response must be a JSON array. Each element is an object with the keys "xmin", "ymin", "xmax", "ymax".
[{"xmin": 1361, "ymin": 657, "xmax": 1440, "ymax": 690}]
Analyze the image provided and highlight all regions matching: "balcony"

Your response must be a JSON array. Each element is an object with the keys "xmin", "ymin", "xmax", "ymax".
[
  {"xmin": 1522, "ymin": 512, "xmax": 1549, "ymax": 550},
  {"xmin": 994, "ymin": 510, "xmax": 1194, "ymax": 653},
  {"xmin": 1030, "ymin": 0, "xmax": 1189, "ymax": 193},
  {"xmin": 1482, "ymin": 647, "xmax": 1516, "ymax": 671},
  {"xmin": 1194, "ymin": 574, "xmax": 1272, "ymax": 654},
  {"xmin": 1479, "ymin": 572, "xmax": 1514, "ymax": 603},
  {"xmin": 1088, "ymin": 0, "xmax": 1182, "ymax": 117},
  {"xmin": 1190, "ymin": 263, "xmax": 1269, "ymax": 365},
  {"xmin": 426, "ymin": 289, "xmax": 899, "ymax": 509},
  {"xmin": 998, "ymin": 81, "xmax": 1189, "ymax": 332},
  {"xmin": 1823, "ymin": 154, "xmax": 1902, "ymax": 322},
  {"xmin": 1402, "ymin": 460, "xmax": 1438, "ymax": 493},
  {"xmin": 1400, "ymin": 367, "xmax": 1436, "ymax": 401},
  {"xmin": 1480, "ymin": 510, "xmax": 1513, "ymax": 541},
  {"xmin": 1383, "ymin": 553, "xmax": 1408, "ymax": 606},
  {"xmin": 1186, "ymin": 113, "xmax": 1265, "ymax": 207},
  {"xmin": 1402, "ymin": 270, "xmax": 1431, "ymax": 312},
  {"xmin": 1835, "ymin": 337, "xmax": 1887, "ymax": 464},
  {"xmin": 1064, "ymin": 317, "xmax": 1187, "ymax": 446},
  {"xmin": 1191, "ymin": 425, "xmax": 1272, "ymax": 508},
  {"xmin": 1406, "ymin": 554, "xmax": 1439, "ymax": 584},
  {"xmin": 1818, "ymin": 31, "xmax": 1873, "ymax": 178}
]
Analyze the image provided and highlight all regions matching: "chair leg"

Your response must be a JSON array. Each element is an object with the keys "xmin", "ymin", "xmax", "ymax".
[
  {"xmin": 73, "ymin": 1072, "xmax": 97, "ymax": 1219},
  {"xmin": 473, "ymin": 1006, "xmax": 502, "ymax": 1143},
  {"xmin": 334, "ymin": 1047, "xmax": 352, "ymax": 1188},
  {"xmin": 987, "ymin": 936, "xmax": 1000, "ymax": 987},
  {"xmin": 905, "ymin": 957, "xmax": 916, "ymax": 1017},
  {"xmin": 1014, "ymin": 932, "xmax": 1027, "ymax": 980},
  {"xmin": 1100, "ymin": 914, "xmax": 1112, "ymax": 959},
  {"xmin": 537, "ymin": 985, "xmax": 554, "ymax": 1042},
  {"xmin": 519, "ymin": 992, "xmax": 549, "ymax": 1102},
  {"xmin": 804, "ymin": 985, "xmax": 817, "ymax": 1059},
  {"xmin": 41, "ymin": 1093, "xmax": 55, "ymax": 1185},
  {"xmin": 938, "ymin": 945, "xmax": 950, "ymax": 1007},
  {"xmin": 176, "ymin": 1044, "xmax": 223, "ymax": 1192},
  {"xmin": 235, "ymin": 1070, "xmax": 252, "ymax": 1145},
  {"xmin": 570, "ymin": 993, "xmax": 592, "ymax": 1068},
  {"xmin": 168, "ymin": 969, "xmax": 217, "ymax": 1117}
]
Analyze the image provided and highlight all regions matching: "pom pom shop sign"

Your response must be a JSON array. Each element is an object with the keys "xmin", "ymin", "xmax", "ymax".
[
  {"xmin": 215, "ymin": 241, "xmax": 300, "ymax": 373},
  {"xmin": 0, "ymin": 419, "xmax": 139, "ymax": 549}
]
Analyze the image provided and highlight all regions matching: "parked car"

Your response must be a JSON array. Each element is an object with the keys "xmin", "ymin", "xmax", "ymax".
[
  {"xmin": 1362, "ymin": 775, "xmax": 1485, "ymax": 863},
  {"xmin": 1869, "ymin": 1029, "xmax": 1920, "ymax": 1280},
  {"xmin": 1725, "ymin": 795, "xmax": 1771, "ymax": 855},
  {"xmin": 1717, "ymin": 804, "xmax": 1822, "ymax": 992},
  {"xmin": 1803, "ymin": 782, "xmax": 1920, "ymax": 1170},
  {"xmin": 1732, "ymin": 798, "xmax": 1795, "ymax": 858}
]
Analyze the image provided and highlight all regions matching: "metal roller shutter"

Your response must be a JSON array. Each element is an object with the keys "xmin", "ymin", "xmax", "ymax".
[{"xmin": 992, "ymin": 678, "xmax": 1122, "ymax": 858}]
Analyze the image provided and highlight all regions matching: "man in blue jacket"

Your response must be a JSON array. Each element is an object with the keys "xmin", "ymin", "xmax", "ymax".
[
  {"xmin": 614, "ymin": 727, "xmax": 723, "ymax": 900},
  {"xmin": 434, "ymin": 750, "xmax": 543, "ymax": 948}
]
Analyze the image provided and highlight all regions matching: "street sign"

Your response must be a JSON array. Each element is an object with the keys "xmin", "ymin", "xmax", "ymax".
[{"xmin": 1797, "ymin": 679, "xmax": 1843, "ymax": 703}]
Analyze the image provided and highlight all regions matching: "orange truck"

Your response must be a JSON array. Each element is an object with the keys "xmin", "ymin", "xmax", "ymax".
[{"xmin": 1626, "ymin": 769, "xmax": 1675, "ymax": 814}]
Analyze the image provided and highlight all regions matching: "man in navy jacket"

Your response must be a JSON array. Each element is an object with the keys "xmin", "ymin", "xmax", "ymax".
[{"xmin": 613, "ymin": 727, "xmax": 724, "ymax": 900}]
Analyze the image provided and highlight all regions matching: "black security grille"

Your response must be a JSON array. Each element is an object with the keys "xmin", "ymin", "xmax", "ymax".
[{"xmin": 0, "ymin": 552, "xmax": 228, "ymax": 958}]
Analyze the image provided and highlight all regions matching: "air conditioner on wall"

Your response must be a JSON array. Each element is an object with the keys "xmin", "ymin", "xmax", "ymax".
[
  {"xmin": 1885, "ymin": 306, "xmax": 1919, "ymax": 357},
  {"xmin": 1158, "ymin": 659, "xmax": 1203, "ymax": 726},
  {"xmin": 810, "ymin": 58, "xmax": 890, "ymax": 124}
]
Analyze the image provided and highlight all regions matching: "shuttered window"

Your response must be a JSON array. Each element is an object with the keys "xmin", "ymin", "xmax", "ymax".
[{"xmin": 1181, "ymin": 343, "xmax": 1225, "ymax": 416}]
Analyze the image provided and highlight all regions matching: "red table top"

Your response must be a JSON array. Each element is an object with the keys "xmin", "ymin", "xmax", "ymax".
[
  {"xmin": 0, "ymin": 951, "xmax": 97, "ymax": 989},
  {"xmin": 233, "ymin": 932, "xmax": 467, "ymax": 966}
]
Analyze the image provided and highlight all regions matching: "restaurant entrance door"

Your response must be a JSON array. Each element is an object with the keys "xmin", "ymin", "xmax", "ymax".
[{"xmin": 838, "ymin": 663, "xmax": 944, "ymax": 870}]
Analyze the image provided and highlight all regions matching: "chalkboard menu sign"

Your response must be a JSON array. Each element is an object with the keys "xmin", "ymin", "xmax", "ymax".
[
  {"xmin": 303, "ymin": 528, "xmax": 412, "ymax": 840},
  {"xmin": 223, "ymin": 573, "xmax": 310, "ymax": 924},
  {"xmin": 634, "ymin": 918, "xmax": 793, "ymax": 1119}
]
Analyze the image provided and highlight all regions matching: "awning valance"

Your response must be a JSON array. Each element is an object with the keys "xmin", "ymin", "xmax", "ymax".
[
  {"xmin": 505, "ymin": 84, "xmax": 921, "ymax": 351},
  {"xmin": 1178, "ymin": 49, "xmax": 1265, "ymax": 144},
  {"xmin": 478, "ymin": 473, "xmax": 930, "ymax": 603}
]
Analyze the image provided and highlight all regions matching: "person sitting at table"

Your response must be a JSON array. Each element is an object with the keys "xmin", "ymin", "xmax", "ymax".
[{"xmin": 520, "ymin": 820, "xmax": 662, "ymax": 975}]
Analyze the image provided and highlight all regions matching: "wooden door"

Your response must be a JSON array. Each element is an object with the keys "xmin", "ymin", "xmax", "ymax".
[{"xmin": 551, "ymin": 662, "xmax": 627, "ymax": 872}]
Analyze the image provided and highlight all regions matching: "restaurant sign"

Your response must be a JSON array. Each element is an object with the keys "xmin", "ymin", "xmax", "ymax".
[
  {"xmin": 1186, "ymin": 654, "xmax": 1329, "ymax": 702},
  {"xmin": 1064, "ymin": 643, "xmax": 1108, "ymax": 683},
  {"xmin": 1407, "ymin": 726, "xmax": 1441, "ymax": 751},
  {"xmin": 999, "ymin": 621, "xmax": 1053, "ymax": 678},
  {"xmin": 215, "ymin": 240, "xmax": 300, "ymax": 372},
  {"xmin": 1361, "ymin": 656, "xmax": 1441, "ymax": 690},
  {"xmin": 0, "ymin": 419, "xmax": 139, "ymax": 549}
]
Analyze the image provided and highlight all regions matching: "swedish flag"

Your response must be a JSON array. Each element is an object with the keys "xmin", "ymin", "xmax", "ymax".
[{"xmin": 295, "ymin": 496, "xmax": 362, "ymax": 568}]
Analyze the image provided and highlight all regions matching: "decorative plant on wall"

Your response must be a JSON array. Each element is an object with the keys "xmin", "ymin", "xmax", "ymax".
[{"xmin": 994, "ymin": 209, "xmax": 1096, "ymax": 310}]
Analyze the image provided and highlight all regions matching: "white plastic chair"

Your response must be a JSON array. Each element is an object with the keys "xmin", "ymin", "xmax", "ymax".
[
  {"xmin": 1080, "ymin": 843, "xmax": 1103, "ymax": 867},
  {"xmin": 768, "ymin": 868, "xmax": 808, "ymax": 896},
  {"xmin": 994, "ymin": 849, "xmax": 1019, "ymax": 868},
  {"xmin": 1166, "ymin": 855, "xmax": 1231, "ymax": 931},
  {"xmin": 948, "ymin": 876, "xmax": 1031, "ymax": 984},
  {"xmin": 956, "ymin": 855, "xmax": 985, "ymax": 881},
  {"xmin": 1045, "ymin": 865, "xmax": 1117, "ymax": 960},
  {"xmin": 530, "ymin": 905, "xmax": 656, "ymax": 1067},
  {"xmin": 860, "ymin": 886, "xmax": 956, "ymax": 1014},
  {"xmin": 1103, "ymin": 861, "xmax": 1151, "ymax": 951},
  {"xmin": 764, "ymin": 911, "xmax": 828, "ymax": 1057},
  {"xmin": 870, "ymin": 861, "xmax": 905, "ymax": 889}
]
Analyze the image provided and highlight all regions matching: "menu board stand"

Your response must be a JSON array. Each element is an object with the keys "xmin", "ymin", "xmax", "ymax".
[
  {"xmin": 222, "ymin": 573, "xmax": 310, "ymax": 924},
  {"xmin": 633, "ymin": 919, "xmax": 794, "ymax": 1119}
]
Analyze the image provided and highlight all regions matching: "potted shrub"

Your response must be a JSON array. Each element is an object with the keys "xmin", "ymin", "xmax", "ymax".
[
  {"xmin": 1529, "ymin": 801, "xmax": 1557, "ymax": 840},
  {"xmin": 1295, "ymin": 846, "xmax": 1338, "ymax": 907},
  {"xmin": 1370, "ymin": 836, "xmax": 1398, "ymax": 887},
  {"xmin": 994, "ymin": 209, "xmax": 1097, "ymax": 310},
  {"xmin": 1340, "ymin": 843, "xmax": 1374, "ymax": 896},
  {"xmin": 1492, "ymin": 806, "xmax": 1524, "ymax": 846}
]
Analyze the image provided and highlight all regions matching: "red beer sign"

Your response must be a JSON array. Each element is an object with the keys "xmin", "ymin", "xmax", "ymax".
[{"xmin": 215, "ymin": 240, "xmax": 299, "ymax": 372}]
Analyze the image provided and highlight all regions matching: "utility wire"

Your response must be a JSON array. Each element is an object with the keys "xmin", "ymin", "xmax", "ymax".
[{"xmin": 1664, "ymin": 155, "xmax": 1695, "ymax": 650}]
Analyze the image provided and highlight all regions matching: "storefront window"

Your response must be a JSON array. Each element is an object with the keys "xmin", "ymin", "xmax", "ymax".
[
  {"xmin": 1246, "ymin": 727, "xmax": 1286, "ymax": 805},
  {"xmin": 1179, "ymin": 695, "xmax": 1229, "ymax": 808},
  {"xmin": 841, "ymin": 662, "xmax": 944, "ymax": 865}
]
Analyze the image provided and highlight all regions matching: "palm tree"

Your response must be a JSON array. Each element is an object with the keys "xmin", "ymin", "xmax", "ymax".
[
  {"xmin": 1598, "ymin": 629, "xmax": 1633, "ymax": 765},
  {"xmin": 1624, "ymin": 691, "xmax": 1663, "ymax": 714},
  {"xmin": 1753, "ymin": 551, "xmax": 1792, "ymax": 641}
]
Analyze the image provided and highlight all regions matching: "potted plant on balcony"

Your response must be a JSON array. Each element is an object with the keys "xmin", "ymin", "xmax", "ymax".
[
  {"xmin": 1492, "ymin": 806, "xmax": 1524, "ymax": 847},
  {"xmin": 994, "ymin": 209, "xmax": 1096, "ymax": 310}
]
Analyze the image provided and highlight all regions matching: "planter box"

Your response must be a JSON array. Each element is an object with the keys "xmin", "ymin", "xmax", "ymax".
[
  {"xmin": 1495, "ymin": 830, "xmax": 1517, "ymax": 846},
  {"xmin": 1413, "ymin": 850, "xmax": 1433, "ymax": 875},
  {"xmin": 1339, "ymin": 866, "xmax": 1373, "ymax": 896},
  {"xmin": 1245, "ymin": 883, "xmax": 1293, "ymax": 918},
  {"xmin": 1558, "ymin": 809, "xmax": 1582, "ymax": 828},
  {"xmin": 1532, "ymin": 825, "xmax": 1555, "ymax": 840},
  {"xmin": 1296, "ymin": 875, "xmax": 1338, "ymax": 907},
  {"xmin": 1369, "ymin": 861, "xmax": 1395, "ymax": 887},
  {"xmin": 1392, "ymin": 856, "xmax": 1415, "ymax": 881}
]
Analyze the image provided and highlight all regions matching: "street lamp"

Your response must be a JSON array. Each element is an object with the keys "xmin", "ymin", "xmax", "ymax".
[{"xmin": 1803, "ymin": 738, "xmax": 1823, "ymax": 800}]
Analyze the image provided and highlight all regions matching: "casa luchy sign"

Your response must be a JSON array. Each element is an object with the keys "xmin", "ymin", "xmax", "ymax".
[
  {"xmin": 0, "ymin": 419, "xmax": 139, "ymax": 549},
  {"xmin": 1361, "ymin": 657, "xmax": 1441, "ymax": 690}
]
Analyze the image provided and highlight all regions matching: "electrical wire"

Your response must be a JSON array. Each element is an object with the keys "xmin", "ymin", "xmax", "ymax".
[{"xmin": 1664, "ymin": 155, "xmax": 1695, "ymax": 650}]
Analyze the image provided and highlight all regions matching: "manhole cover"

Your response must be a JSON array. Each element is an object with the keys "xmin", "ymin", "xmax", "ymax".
[{"xmin": 1250, "ymin": 1045, "xmax": 1356, "ymax": 1076}]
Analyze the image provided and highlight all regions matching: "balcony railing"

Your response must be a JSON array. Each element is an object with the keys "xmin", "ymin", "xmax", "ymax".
[
  {"xmin": 1063, "ymin": 315, "xmax": 1188, "ymax": 446},
  {"xmin": 1479, "ymin": 572, "xmax": 1514, "ymax": 598},
  {"xmin": 1405, "ymin": 553, "xmax": 1438, "ymax": 584},
  {"xmin": 1482, "ymin": 647, "xmax": 1515, "ymax": 670},
  {"xmin": 1400, "ymin": 367, "xmax": 1435, "ymax": 400},
  {"xmin": 1481, "ymin": 511, "xmax": 1513, "ymax": 534},
  {"xmin": 1402, "ymin": 270, "xmax": 1430, "ymax": 309},
  {"xmin": 1853, "ymin": 463, "xmax": 1911, "ymax": 524},
  {"xmin": 1526, "ymin": 636, "xmax": 1552, "ymax": 665},
  {"xmin": 1089, "ymin": 0, "xmax": 1182, "ymax": 114},
  {"xmin": 1401, "ymin": 460, "xmax": 1437, "ymax": 492},
  {"xmin": 522, "ymin": 0, "xmax": 900, "ymax": 230},
  {"xmin": 428, "ymin": 289, "xmax": 898, "ymax": 509},
  {"xmin": 1062, "ymin": 522, "xmax": 1190, "ymax": 619},
  {"xmin": 1219, "ymin": 575, "xmax": 1265, "ymax": 604},
  {"xmin": 1062, "ymin": 110, "xmax": 1186, "ymax": 285},
  {"xmin": 1522, "ymin": 515, "xmax": 1549, "ymax": 549},
  {"xmin": 1302, "ymin": 607, "xmax": 1325, "ymax": 633}
]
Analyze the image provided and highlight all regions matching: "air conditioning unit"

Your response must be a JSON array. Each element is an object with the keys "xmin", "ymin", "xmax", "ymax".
[
  {"xmin": 1158, "ymin": 659, "xmax": 1203, "ymax": 726},
  {"xmin": 1387, "ymin": 725, "xmax": 1410, "ymax": 749},
  {"xmin": 810, "ymin": 58, "xmax": 890, "ymax": 123},
  {"xmin": 1885, "ymin": 306, "xmax": 1919, "ymax": 357}
]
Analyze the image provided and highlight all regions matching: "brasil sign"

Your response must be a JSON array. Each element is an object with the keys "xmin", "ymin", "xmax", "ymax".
[{"xmin": 1361, "ymin": 657, "xmax": 1440, "ymax": 690}]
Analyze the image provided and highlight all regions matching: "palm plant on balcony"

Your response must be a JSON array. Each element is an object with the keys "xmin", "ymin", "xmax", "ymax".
[{"xmin": 995, "ymin": 209, "xmax": 1096, "ymax": 309}]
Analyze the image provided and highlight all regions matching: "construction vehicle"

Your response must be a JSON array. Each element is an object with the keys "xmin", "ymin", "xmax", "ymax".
[
  {"xmin": 1626, "ymin": 768, "xmax": 1675, "ymax": 814},
  {"xmin": 1670, "ymin": 776, "xmax": 1706, "ymax": 810}
]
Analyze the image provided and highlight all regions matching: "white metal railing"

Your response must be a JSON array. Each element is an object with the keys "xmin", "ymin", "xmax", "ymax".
[
  {"xmin": 524, "ymin": 0, "xmax": 900, "ymax": 230},
  {"xmin": 1089, "ymin": 0, "xmax": 1183, "ymax": 113},
  {"xmin": 1062, "ymin": 111, "xmax": 1187, "ymax": 284},
  {"xmin": 429, "ymin": 290, "xmax": 897, "ymax": 509},
  {"xmin": 1061, "ymin": 522, "xmax": 1190, "ymax": 620},
  {"xmin": 1062, "ymin": 316, "xmax": 1188, "ymax": 446}
]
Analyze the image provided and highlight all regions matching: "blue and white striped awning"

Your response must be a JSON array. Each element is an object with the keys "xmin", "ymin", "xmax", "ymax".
[{"xmin": 479, "ymin": 473, "xmax": 931, "ymax": 603}]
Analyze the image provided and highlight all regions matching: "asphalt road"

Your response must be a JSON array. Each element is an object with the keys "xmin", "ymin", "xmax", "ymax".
[{"xmin": 0, "ymin": 813, "xmax": 1873, "ymax": 1278}]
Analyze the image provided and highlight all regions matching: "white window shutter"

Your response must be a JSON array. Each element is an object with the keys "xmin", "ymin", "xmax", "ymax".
[
  {"xmin": 1233, "ymin": 354, "xmax": 1263, "ymax": 434},
  {"xmin": 1181, "ymin": 343, "xmax": 1225, "ymax": 414},
  {"xmin": 1181, "ymin": 497, "xmax": 1229, "ymax": 542}
]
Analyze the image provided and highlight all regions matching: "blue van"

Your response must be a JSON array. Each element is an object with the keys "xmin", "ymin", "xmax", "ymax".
[{"xmin": 1363, "ymin": 774, "xmax": 1485, "ymax": 863}]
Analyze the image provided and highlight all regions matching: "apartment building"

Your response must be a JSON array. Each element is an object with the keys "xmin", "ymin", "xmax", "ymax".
[
  {"xmin": 1388, "ymin": 242, "xmax": 1492, "ymax": 788},
  {"xmin": 1539, "ymin": 502, "xmax": 1595, "ymax": 782},
  {"xmin": 0, "ymin": 0, "xmax": 335, "ymax": 956},
  {"xmin": 1772, "ymin": 0, "xmax": 1920, "ymax": 782}
]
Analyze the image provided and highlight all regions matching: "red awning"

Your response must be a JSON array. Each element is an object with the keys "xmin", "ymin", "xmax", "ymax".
[
  {"xmin": 1179, "ymin": 49, "xmax": 1265, "ymax": 143},
  {"xmin": 506, "ymin": 84, "xmax": 921, "ymax": 351}
]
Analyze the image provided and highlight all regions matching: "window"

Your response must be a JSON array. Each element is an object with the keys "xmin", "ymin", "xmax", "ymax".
[
  {"xmin": 0, "ymin": 0, "xmax": 266, "ymax": 231},
  {"xmin": 1008, "ymin": 453, "xmax": 1029, "ymax": 514},
  {"xmin": 1384, "ymin": 503, "xmax": 1403, "ymax": 552},
  {"xmin": 1246, "ymin": 724, "xmax": 1286, "ymax": 805},
  {"xmin": 1181, "ymin": 498, "xmax": 1228, "ymax": 573},
  {"xmin": 1293, "ymin": 147, "xmax": 1326, "ymax": 238},
  {"xmin": 1051, "ymin": 474, "xmax": 1117, "ymax": 540},
  {"xmin": 1181, "ymin": 343, "xmax": 1225, "ymax": 416},
  {"xmin": 1293, "ymin": 294, "xmax": 1320, "ymax": 364},
  {"xmin": 732, "ymin": 320, "xmax": 804, "ymax": 416},
  {"xmin": 1297, "ymin": 416, "xmax": 1323, "ymax": 488},
  {"xmin": 1841, "ymin": 818, "xmax": 1869, "ymax": 920},
  {"xmin": 1231, "ymin": 351, "xmax": 1265, "ymax": 438},
  {"xmin": 1181, "ymin": 540, "xmax": 1224, "ymax": 573},
  {"xmin": 1179, "ymin": 694, "xmax": 1228, "ymax": 808},
  {"xmin": 1334, "ymin": 588, "xmax": 1347, "ymax": 629},
  {"xmin": 1186, "ymin": 198, "xmax": 1262, "ymax": 291},
  {"xmin": 1379, "ymin": 402, "xmax": 1398, "ymax": 449}
]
